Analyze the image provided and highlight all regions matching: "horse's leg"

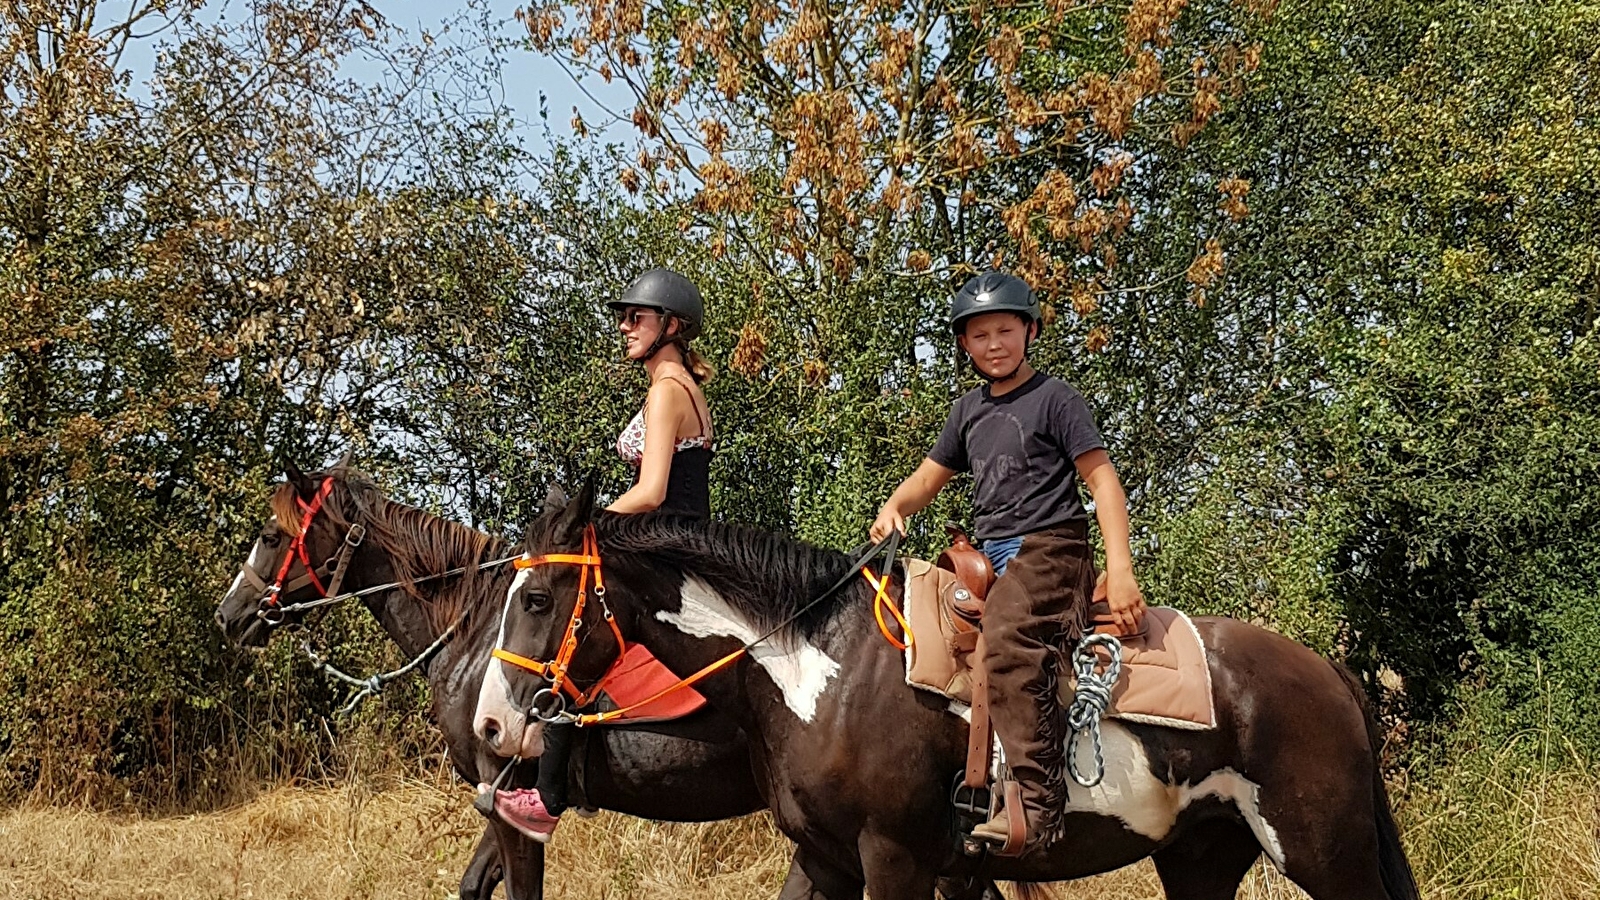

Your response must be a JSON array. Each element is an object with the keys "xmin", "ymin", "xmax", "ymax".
[
  {"xmin": 1252, "ymin": 665, "xmax": 1420, "ymax": 900},
  {"xmin": 490, "ymin": 818, "xmax": 547, "ymax": 900},
  {"xmin": 1150, "ymin": 819, "xmax": 1261, "ymax": 900},
  {"xmin": 858, "ymin": 833, "xmax": 938, "ymax": 900},
  {"xmin": 777, "ymin": 846, "xmax": 864, "ymax": 900},
  {"xmin": 1271, "ymin": 821, "xmax": 1394, "ymax": 900},
  {"xmin": 458, "ymin": 827, "xmax": 503, "ymax": 900}
]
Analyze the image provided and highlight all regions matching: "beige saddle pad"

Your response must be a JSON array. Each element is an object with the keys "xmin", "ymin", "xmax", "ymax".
[{"xmin": 902, "ymin": 558, "xmax": 1216, "ymax": 730}]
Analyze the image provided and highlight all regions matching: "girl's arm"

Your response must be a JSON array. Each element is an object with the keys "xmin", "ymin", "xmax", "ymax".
[
  {"xmin": 1076, "ymin": 449, "xmax": 1146, "ymax": 631},
  {"xmin": 608, "ymin": 382, "xmax": 688, "ymax": 513}
]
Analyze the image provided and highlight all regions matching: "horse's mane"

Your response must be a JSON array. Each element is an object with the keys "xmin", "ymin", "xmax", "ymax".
[
  {"xmin": 275, "ymin": 469, "xmax": 511, "ymax": 634},
  {"xmin": 591, "ymin": 512, "xmax": 866, "ymax": 640}
]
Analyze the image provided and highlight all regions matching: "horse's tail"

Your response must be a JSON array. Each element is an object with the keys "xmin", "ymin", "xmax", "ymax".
[{"xmin": 1331, "ymin": 661, "xmax": 1422, "ymax": 900}]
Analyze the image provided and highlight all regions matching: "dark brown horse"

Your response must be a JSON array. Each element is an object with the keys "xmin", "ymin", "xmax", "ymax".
[
  {"xmin": 477, "ymin": 483, "xmax": 1422, "ymax": 900},
  {"xmin": 214, "ymin": 466, "xmax": 766, "ymax": 900}
]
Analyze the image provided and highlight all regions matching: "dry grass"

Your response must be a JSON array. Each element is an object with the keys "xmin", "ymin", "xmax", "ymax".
[
  {"xmin": 0, "ymin": 778, "xmax": 1297, "ymax": 900},
  {"xmin": 0, "ymin": 767, "xmax": 1593, "ymax": 900},
  {"xmin": 1391, "ymin": 742, "xmax": 1600, "ymax": 900}
]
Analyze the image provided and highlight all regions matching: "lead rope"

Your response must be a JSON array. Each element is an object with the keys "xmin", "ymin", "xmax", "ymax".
[
  {"xmin": 1065, "ymin": 632, "xmax": 1123, "ymax": 788},
  {"xmin": 299, "ymin": 607, "xmax": 471, "ymax": 716}
]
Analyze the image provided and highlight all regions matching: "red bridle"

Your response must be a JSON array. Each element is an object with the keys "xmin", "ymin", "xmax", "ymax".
[
  {"xmin": 266, "ymin": 478, "xmax": 335, "ymax": 604},
  {"xmin": 246, "ymin": 477, "xmax": 365, "ymax": 621}
]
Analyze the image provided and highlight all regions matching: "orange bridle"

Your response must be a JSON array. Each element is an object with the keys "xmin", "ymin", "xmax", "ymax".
[{"xmin": 490, "ymin": 525, "xmax": 628, "ymax": 713}]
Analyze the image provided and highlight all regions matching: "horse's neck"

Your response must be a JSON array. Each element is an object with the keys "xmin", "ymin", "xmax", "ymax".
[
  {"xmin": 352, "ymin": 500, "xmax": 502, "ymax": 660},
  {"xmin": 355, "ymin": 558, "xmax": 439, "ymax": 661}
]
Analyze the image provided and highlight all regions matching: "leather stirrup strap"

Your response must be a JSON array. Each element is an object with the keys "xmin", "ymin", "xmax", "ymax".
[{"xmin": 965, "ymin": 632, "xmax": 994, "ymax": 789}]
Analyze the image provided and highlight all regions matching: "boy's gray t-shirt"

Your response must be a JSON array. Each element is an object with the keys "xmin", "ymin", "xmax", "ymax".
[{"xmin": 928, "ymin": 373, "xmax": 1105, "ymax": 541}]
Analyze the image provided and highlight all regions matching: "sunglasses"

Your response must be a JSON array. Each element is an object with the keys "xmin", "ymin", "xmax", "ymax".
[{"xmin": 613, "ymin": 307, "xmax": 662, "ymax": 328}]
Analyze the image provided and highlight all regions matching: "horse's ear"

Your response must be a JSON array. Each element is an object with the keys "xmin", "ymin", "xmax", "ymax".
[
  {"xmin": 542, "ymin": 482, "xmax": 569, "ymax": 515},
  {"xmin": 553, "ymin": 475, "xmax": 597, "ymax": 543},
  {"xmin": 334, "ymin": 448, "xmax": 353, "ymax": 472},
  {"xmin": 283, "ymin": 458, "xmax": 317, "ymax": 499}
]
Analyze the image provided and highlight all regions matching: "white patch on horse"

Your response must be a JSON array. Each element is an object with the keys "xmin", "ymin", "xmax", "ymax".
[
  {"xmin": 1178, "ymin": 768, "xmax": 1286, "ymax": 871},
  {"xmin": 228, "ymin": 539, "xmax": 267, "ymax": 596},
  {"xmin": 1059, "ymin": 722, "xmax": 1179, "ymax": 838},
  {"xmin": 506, "ymin": 567, "xmax": 531, "ymax": 607},
  {"xmin": 658, "ymin": 576, "xmax": 839, "ymax": 723},
  {"xmin": 1059, "ymin": 723, "xmax": 1284, "ymax": 868},
  {"xmin": 490, "ymin": 567, "xmax": 534, "ymax": 696}
]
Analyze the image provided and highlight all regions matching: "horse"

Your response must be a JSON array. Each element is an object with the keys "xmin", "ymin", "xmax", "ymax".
[
  {"xmin": 213, "ymin": 464, "xmax": 766, "ymax": 900},
  {"xmin": 475, "ymin": 481, "xmax": 1422, "ymax": 900}
]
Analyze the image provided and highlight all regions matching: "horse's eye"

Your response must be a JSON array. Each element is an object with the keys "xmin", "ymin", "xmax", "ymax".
[
  {"xmin": 522, "ymin": 591, "xmax": 554, "ymax": 614},
  {"xmin": 262, "ymin": 534, "xmax": 281, "ymax": 548}
]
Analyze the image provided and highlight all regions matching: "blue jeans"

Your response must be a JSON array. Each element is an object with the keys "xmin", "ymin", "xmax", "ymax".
[{"xmin": 981, "ymin": 535, "xmax": 1026, "ymax": 576}]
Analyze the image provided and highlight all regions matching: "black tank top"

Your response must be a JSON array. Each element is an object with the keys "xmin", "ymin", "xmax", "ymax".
[{"xmin": 656, "ymin": 445, "xmax": 711, "ymax": 519}]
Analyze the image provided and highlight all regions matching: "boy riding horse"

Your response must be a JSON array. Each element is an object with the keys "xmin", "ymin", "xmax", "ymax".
[{"xmin": 871, "ymin": 270, "xmax": 1147, "ymax": 853}]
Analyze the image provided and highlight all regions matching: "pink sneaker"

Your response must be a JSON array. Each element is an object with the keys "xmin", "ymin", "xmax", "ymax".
[{"xmin": 476, "ymin": 784, "xmax": 561, "ymax": 842}]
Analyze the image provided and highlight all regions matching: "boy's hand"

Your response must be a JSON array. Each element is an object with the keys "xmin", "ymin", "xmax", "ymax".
[
  {"xmin": 1104, "ymin": 568, "xmax": 1146, "ymax": 632},
  {"xmin": 869, "ymin": 505, "xmax": 906, "ymax": 543}
]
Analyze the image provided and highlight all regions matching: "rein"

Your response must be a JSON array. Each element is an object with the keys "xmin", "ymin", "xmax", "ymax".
[
  {"xmin": 490, "ymin": 526, "xmax": 913, "ymax": 727},
  {"xmin": 268, "ymin": 555, "xmax": 522, "ymax": 617},
  {"xmin": 301, "ymin": 607, "xmax": 472, "ymax": 715}
]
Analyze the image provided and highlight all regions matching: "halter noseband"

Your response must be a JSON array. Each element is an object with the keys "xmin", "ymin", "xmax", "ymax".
[{"xmin": 490, "ymin": 525, "xmax": 628, "ymax": 720}]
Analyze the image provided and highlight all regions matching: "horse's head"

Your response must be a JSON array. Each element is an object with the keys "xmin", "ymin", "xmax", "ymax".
[
  {"xmin": 473, "ymin": 479, "xmax": 623, "ymax": 759},
  {"xmin": 215, "ymin": 460, "xmax": 364, "ymax": 647}
]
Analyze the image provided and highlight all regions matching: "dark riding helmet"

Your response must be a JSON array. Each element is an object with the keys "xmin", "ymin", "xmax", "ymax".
[
  {"xmin": 607, "ymin": 268, "xmax": 704, "ymax": 341},
  {"xmin": 950, "ymin": 271, "xmax": 1041, "ymax": 336}
]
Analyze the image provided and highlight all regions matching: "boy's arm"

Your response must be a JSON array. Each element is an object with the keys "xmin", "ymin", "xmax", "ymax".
[
  {"xmin": 870, "ymin": 458, "xmax": 957, "ymax": 541},
  {"xmin": 1076, "ymin": 449, "xmax": 1146, "ymax": 631}
]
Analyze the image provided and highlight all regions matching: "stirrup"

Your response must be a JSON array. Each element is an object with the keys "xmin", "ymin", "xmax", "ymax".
[{"xmin": 969, "ymin": 781, "xmax": 1027, "ymax": 857}]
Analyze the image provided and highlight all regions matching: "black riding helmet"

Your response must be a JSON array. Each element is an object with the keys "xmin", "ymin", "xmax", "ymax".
[
  {"xmin": 607, "ymin": 268, "xmax": 704, "ymax": 341},
  {"xmin": 949, "ymin": 270, "xmax": 1041, "ymax": 336},
  {"xmin": 951, "ymin": 271, "xmax": 1042, "ymax": 384}
]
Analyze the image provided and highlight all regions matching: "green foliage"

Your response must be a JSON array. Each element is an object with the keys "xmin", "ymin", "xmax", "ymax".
[
  {"xmin": 1119, "ymin": 0, "xmax": 1600, "ymax": 745},
  {"xmin": 3, "ymin": 0, "xmax": 1598, "ymax": 808}
]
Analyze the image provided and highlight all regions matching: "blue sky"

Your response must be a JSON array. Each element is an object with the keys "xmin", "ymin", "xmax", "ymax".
[
  {"xmin": 112, "ymin": 0, "xmax": 636, "ymax": 146},
  {"xmin": 378, "ymin": 0, "xmax": 635, "ymax": 141}
]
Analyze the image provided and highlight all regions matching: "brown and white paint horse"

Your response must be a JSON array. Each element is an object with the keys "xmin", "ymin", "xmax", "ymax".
[{"xmin": 476, "ymin": 483, "xmax": 1421, "ymax": 900}]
